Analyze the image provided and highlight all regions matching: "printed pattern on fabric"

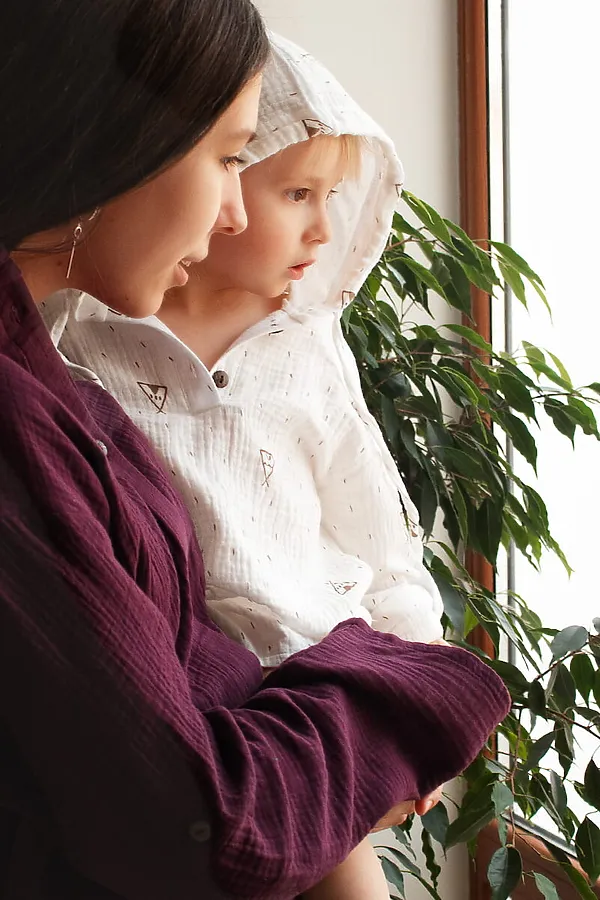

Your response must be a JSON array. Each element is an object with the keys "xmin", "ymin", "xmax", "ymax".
[{"xmin": 44, "ymin": 298, "xmax": 443, "ymax": 668}]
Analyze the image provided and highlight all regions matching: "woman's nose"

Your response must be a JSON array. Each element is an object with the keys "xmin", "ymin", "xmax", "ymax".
[{"xmin": 214, "ymin": 175, "xmax": 248, "ymax": 236}]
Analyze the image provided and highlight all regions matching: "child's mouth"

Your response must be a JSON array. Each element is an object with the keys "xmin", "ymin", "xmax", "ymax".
[{"xmin": 288, "ymin": 261, "xmax": 314, "ymax": 280}]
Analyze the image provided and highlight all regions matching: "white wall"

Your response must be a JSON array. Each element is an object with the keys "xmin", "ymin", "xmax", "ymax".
[{"xmin": 254, "ymin": 2, "xmax": 466, "ymax": 898}]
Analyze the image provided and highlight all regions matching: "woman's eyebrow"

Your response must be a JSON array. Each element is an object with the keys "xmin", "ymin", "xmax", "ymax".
[{"xmin": 232, "ymin": 129, "xmax": 257, "ymax": 145}]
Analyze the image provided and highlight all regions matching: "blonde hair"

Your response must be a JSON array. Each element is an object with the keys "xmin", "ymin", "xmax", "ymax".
[{"xmin": 299, "ymin": 133, "xmax": 366, "ymax": 182}]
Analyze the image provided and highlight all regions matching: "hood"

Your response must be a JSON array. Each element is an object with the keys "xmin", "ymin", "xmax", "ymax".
[{"xmin": 247, "ymin": 32, "xmax": 404, "ymax": 316}]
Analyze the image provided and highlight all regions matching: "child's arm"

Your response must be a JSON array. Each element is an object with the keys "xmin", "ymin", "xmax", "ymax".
[
  {"xmin": 319, "ymin": 419, "xmax": 444, "ymax": 643},
  {"xmin": 323, "ymin": 321, "xmax": 444, "ymax": 641}
]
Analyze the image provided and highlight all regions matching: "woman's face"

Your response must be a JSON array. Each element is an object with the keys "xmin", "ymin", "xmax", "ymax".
[{"xmin": 70, "ymin": 75, "xmax": 262, "ymax": 317}]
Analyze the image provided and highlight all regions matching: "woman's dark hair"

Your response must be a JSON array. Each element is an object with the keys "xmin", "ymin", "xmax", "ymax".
[{"xmin": 0, "ymin": 0, "xmax": 269, "ymax": 250}]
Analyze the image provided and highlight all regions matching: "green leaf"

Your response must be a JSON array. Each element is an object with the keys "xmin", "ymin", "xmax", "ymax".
[
  {"xmin": 445, "ymin": 789, "xmax": 495, "ymax": 848},
  {"xmin": 499, "ymin": 260, "xmax": 528, "ymax": 307},
  {"xmin": 391, "ymin": 824, "xmax": 413, "ymax": 847},
  {"xmin": 528, "ymin": 680, "xmax": 547, "ymax": 717},
  {"xmin": 548, "ymin": 351, "xmax": 573, "ymax": 387},
  {"xmin": 576, "ymin": 817, "xmax": 600, "ymax": 883},
  {"xmin": 550, "ymin": 770, "xmax": 568, "ymax": 817},
  {"xmin": 497, "ymin": 816, "xmax": 508, "ymax": 848},
  {"xmin": 550, "ymin": 625, "xmax": 588, "ymax": 659},
  {"xmin": 381, "ymin": 394, "xmax": 400, "ymax": 444},
  {"xmin": 554, "ymin": 724, "xmax": 574, "ymax": 778},
  {"xmin": 533, "ymin": 872, "xmax": 560, "ymax": 900},
  {"xmin": 567, "ymin": 396, "xmax": 600, "ymax": 438},
  {"xmin": 552, "ymin": 663, "xmax": 577, "ymax": 711},
  {"xmin": 497, "ymin": 371, "xmax": 537, "ymax": 418},
  {"xmin": 488, "ymin": 659, "xmax": 529, "ymax": 699},
  {"xmin": 449, "ymin": 479, "xmax": 469, "ymax": 546},
  {"xmin": 421, "ymin": 829, "xmax": 442, "ymax": 890},
  {"xmin": 402, "ymin": 191, "xmax": 454, "ymax": 246},
  {"xmin": 400, "ymin": 256, "xmax": 448, "ymax": 299},
  {"xmin": 487, "ymin": 846, "xmax": 522, "ymax": 900},
  {"xmin": 550, "ymin": 853, "xmax": 597, "ymax": 900},
  {"xmin": 425, "ymin": 421, "xmax": 453, "ymax": 463},
  {"xmin": 422, "ymin": 801, "xmax": 450, "ymax": 847},
  {"xmin": 525, "ymin": 732, "xmax": 555, "ymax": 770},
  {"xmin": 444, "ymin": 323, "xmax": 493, "ymax": 354},
  {"xmin": 563, "ymin": 865, "xmax": 597, "ymax": 899},
  {"xmin": 430, "ymin": 570, "xmax": 465, "ymax": 636},
  {"xmin": 530, "ymin": 773, "xmax": 568, "ymax": 835},
  {"xmin": 419, "ymin": 476, "xmax": 438, "ymax": 537},
  {"xmin": 381, "ymin": 856, "xmax": 406, "ymax": 896},
  {"xmin": 583, "ymin": 760, "xmax": 600, "ymax": 811},
  {"xmin": 571, "ymin": 653, "xmax": 595, "ymax": 703},
  {"xmin": 495, "ymin": 410, "xmax": 538, "ymax": 470},
  {"xmin": 436, "ymin": 255, "xmax": 474, "ymax": 315},
  {"xmin": 492, "ymin": 782, "xmax": 514, "ymax": 817},
  {"xmin": 593, "ymin": 671, "xmax": 600, "ymax": 709},
  {"xmin": 385, "ymin": 846, "xmax": 421, "ymax": 878},
  {"xmin": 490, "ymin": 240, "xmax": 545, "ymax": 286},
  {"xmin": 523, "ymin": 341, "xmax": 546, "ymax": 366},
  {"xmin": 544, "ymin": 398, "xmax": 576, "ymax": 444}
]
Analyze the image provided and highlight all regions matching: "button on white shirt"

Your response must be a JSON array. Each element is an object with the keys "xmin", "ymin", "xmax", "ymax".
[{"xmin": 44, "ymin": 293, "xmax": 443, "ymax": 667}]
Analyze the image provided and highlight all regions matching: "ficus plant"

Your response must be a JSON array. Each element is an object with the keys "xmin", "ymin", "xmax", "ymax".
[{"xmin": 342, "ymin": 191, "xmax": 600, "ymax": 900}]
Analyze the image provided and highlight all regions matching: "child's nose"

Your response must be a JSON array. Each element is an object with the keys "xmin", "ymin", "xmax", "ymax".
[{"xmin": 309, "ymin": 208, "xmax": 332, "ymax": 245}]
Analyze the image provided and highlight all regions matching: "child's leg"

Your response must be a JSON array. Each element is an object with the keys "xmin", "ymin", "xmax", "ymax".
[{"xmin": 303, "ymin": 837, "xmax": 389, "ymax": 900}]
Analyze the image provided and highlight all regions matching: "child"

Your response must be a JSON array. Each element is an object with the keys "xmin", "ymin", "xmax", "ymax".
[{"xmin": 43, "ymin": 35, "xmax": 493, "ymax": 897}]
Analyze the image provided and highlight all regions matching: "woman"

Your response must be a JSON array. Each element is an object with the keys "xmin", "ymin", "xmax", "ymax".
[{"xmin": 0, "ymin": 2, "xmax": 509, "ymax": 898}]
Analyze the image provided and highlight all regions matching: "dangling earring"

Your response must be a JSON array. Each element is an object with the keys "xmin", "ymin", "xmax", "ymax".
[
  {"xmin": 65, "ymin": 207, "xmax": 100, "ymax": 280},
  {"xmin": 65, "ymin": 221, "xmax": 83, "ymax": 280}
]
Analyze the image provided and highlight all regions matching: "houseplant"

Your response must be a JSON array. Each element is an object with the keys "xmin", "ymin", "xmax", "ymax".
[{"xmin": 343, "ymin": 191, "xmax": 600, "ymax": 899}]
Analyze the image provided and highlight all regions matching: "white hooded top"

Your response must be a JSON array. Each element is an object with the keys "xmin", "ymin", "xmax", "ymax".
[{"xmin": 41, "ymin": 33, "xmax": 443, "ymax": 666}]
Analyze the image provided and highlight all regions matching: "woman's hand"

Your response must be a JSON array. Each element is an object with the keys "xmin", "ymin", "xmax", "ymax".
[
  {"xmin": 371, "ymin": 784, "xmax": 444, "ymax": 833},
  {"xmin": 414, "ymin": 785, "xmax": 443, "ymax": 816},
  {"xmin": 371, "ymin": 800, "xmax": 416, "ymax": 832}
]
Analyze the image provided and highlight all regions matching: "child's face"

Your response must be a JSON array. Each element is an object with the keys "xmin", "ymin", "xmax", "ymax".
[{"xmin": 201, "ymin": 139, "xmax": 346, "ymax": 299}]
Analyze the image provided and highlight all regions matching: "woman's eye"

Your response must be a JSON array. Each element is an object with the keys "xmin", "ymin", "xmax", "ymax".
[
  {"xmin": 221, "ymin": 156, "xmax": 245, "ymax": 171},
  {"xmin": 286, "ymin": 188, "xmax": 310, "ymax": 202},
  {"xmin": 327, "ymin": 189, "xmax": 339, "ymax": 201}
]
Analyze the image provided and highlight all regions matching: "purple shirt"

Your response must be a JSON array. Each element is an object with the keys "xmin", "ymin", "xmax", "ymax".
[{"xmin": 0, "ymin": 246, "xmax": 510, "ymax": 899}]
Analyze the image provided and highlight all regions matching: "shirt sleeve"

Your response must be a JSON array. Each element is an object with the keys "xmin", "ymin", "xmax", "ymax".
[
  {"xmin": 322, "ymin": 318, "xmax": 444, "ymax": 642},
  {"xmin": 0, "ymin": 428, "xmax": 508, "ymax": 900},
  {"xmin": 318, "ymin": 414, "xmax": 444, "ymax": 644}
]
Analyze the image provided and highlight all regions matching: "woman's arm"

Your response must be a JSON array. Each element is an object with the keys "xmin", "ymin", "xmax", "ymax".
[{"xmin": 0, "ymin": 438, "xmax": 508, "ymax": 900}]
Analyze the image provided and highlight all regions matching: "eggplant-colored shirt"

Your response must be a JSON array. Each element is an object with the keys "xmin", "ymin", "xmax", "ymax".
[{"xmin": 0, "ymin": 245, "xmax": 510, "ymax": 899}]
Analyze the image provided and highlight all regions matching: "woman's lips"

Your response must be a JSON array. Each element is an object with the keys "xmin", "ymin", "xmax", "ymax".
[{"xmin": 172, "ymin": 261, "xmax": 190, "ymax": 287}]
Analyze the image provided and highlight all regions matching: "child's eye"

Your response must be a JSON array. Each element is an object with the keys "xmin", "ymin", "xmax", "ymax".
[
  {"xmin": 286, "ymin": 188, "xmax": 310, "ymax": 203},
  {"xmin": 221, "ymin": 156, "xmax": 245, "ymax": 171},
  {"xmin": 327, "ymin": 189, "xmax": 339, "ymax": 201}
]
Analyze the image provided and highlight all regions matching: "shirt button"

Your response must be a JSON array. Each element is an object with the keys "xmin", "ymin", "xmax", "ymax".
[
  {"xmin": 189, "ymin": 820, "xmax": 212, "ymax": 843},
  {"xmin": 212, "ymin": 370, "xmax": 229, "ymax": 389},
  {"xmin": 96, "ymin": 440, "xmax": 108, "ymax": 456}
]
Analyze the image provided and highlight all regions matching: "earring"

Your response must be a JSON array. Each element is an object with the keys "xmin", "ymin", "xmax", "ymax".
[
  {"xmin": 65, "ymin": 207, "xmax": 100, "ymax": 280},
  {"xmin": 65, "ymin": 221, "xmax": 83, "ymax": 280}
]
